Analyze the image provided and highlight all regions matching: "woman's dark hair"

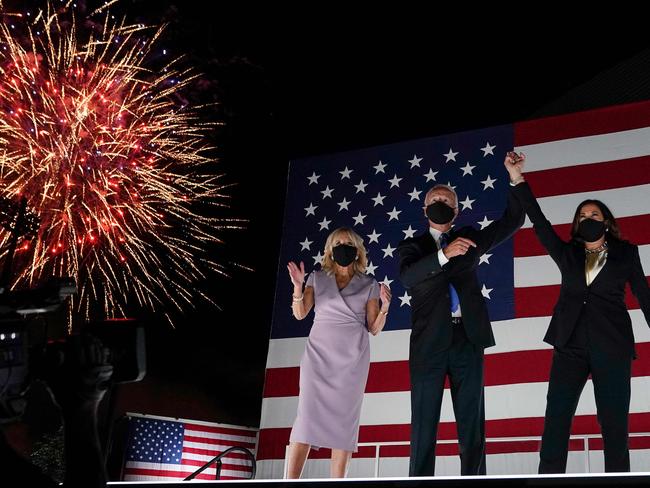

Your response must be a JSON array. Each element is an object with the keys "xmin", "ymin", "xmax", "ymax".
[{"xmin": 569, "ymin": 199, "xmax": 622, "ymax": 243}]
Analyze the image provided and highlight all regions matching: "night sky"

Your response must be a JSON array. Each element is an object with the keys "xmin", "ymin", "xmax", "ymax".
[{"xmin": 7, "ymin": 1, "xmax": 650, "ymax": 430}]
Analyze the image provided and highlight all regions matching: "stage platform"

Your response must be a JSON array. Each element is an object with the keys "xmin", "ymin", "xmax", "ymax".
[{"xmin": 108, "ymin": 472, "xmax": 650, "ymax": 487}]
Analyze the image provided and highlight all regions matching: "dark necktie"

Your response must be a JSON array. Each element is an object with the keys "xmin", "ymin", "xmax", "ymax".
[{"xmin": 439, "ymin": 233, "xmax": 460, "ymax": 314}]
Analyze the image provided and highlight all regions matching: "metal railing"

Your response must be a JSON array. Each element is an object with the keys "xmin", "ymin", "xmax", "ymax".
[
  {"xmin": 283, "ymin": 432, "xmax": 650, "ymax": 478},
  {"xmin": 184, "ymin": 446, "xmax": 256, "ymax": 481}
]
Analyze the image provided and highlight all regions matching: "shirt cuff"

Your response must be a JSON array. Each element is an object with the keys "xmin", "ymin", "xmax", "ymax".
[
  {"xmin": 509, "ymin": 176, "xmax": 525, "ymax": 186},
  {"xmin": 437, "ymin": 248, "xmax": 449, "ymax": 266}
]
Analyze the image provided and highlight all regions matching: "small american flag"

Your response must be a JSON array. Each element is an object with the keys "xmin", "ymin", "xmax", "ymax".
[
  {"xmin": 123, "ymin": 414, "xmax": 257, "ymax": 481},
  {"xmin": 257, "ymin": 100, "xmax": 650, "ymax": 478}
]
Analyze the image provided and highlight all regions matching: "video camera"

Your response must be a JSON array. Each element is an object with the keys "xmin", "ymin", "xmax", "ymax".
[{"xmin": 0, "ymin": 279, "xmax": 147, "ymax": 421}]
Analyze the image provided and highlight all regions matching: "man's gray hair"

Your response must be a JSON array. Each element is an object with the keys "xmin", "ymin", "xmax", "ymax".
[{"xmin": 424, "ymin": 184, "xmax": 458, "ymax": 208}]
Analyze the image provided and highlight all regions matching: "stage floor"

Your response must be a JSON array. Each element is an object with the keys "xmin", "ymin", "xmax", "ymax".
[{"xmin": 109, "ymin": 472, "xmax": 650, "ymax": 487}]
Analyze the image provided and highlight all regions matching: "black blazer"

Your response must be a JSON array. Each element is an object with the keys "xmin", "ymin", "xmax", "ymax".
[
  {"xmin": 512, "ymin": 182, "xmax": 650, "ymax": 357},
  {"xmin": 397, "ymin": 187, "xmax": 525, "ymax": 365}
]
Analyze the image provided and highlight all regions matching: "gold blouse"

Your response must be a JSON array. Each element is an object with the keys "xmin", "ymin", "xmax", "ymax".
[{"xmin": 585, "ymin": 249, "xmax": 607, "ymax": 286}]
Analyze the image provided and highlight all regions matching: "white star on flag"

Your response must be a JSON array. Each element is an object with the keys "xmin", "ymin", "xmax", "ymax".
[
  {"xmin": 321, "ymin": 186, "xmax": 334, "ymax": 198},
  {"xmin": 481, "ymin": 284, "xmax": 493, "ymax": 299},
  {"xmin": 461, "ymin": 162, "xmax": 476, "ymax": 176},
  {"xmin": 339, "ymin": 166, "xmax": 353, "ymax": 179},
  {"xmin": 388, "ymin": 174, "xmax": 403, "ymax": 188},
  {"xmin": 408, "ymin": 187, "xmax": 422, "ymax": 201},
  {"xmin": 481, "ymin": 175, "xmax": 497, "ymax": 190},
  {"xmin": 481, "ymin": 142, "xmax": 496, "ymax": 156},
  {"xmin": 353, "ymin": 212, "xmax": 367, "ymax": 226},
  {"xmin": 337, "ymin": 198, "xmax": 351, "ymax": 211},
  {"xmin": 423, "ymin": 169, "xmax": 438, "ymax": 182},
  {"xmin": 312, "ymin": 251, "xmax": 324, "ymax": 265},
  {"xmin": 399, "ymin": 291, "xmax": 412, "ymax": 307},
  {"xmin": 408, "ymin": 154, "xmax": 423, "ymax": 168},
  {"xmin": 387, "ymin": 207, "xmax": 401, "ymax": 221},
  {"xmin": 307, "ymin": 172, "xmax": 320, "ymax": 185},
  {"xmin": 354, "ymin": 180, "xmax": 368, "ymax": 193},
  {"xmin": 304, "ymin": 203, "xmax": 317, "ymax": 216},
  {"xmin": 300, "ymin": 237, "xmax": 313, "ymax": 251},
  {"xmin": 478, "ymin": 215, "xmax": 494, "ymax": 229},
  {"xmin": 459, "ymin": 195, "xmax": 475, "ymax": 210},
  {"xmin": 365, "ymin": 261, "xmax": 377, "ymax": 275},
  {"xmin": 373, "ymin": 161, "xmax": 387, "ymax": 174},
  {"xmin": 380, "ymin": 275, "xmax": 393, "ymax": 288},
  {"xmin": 372, "ymin": 192, "xmax": 386, "ymax": 206},
  {"xmin": 479, "ymin": 253, "xmax": 492, "ymax": 265},
  {"xmin": 318, "ymin": 216, "xmax": 332, "ymax": 230},
  {"xmin": 382, "ymin": 243, "xmax": 396, "ymax": 258},
  {"xmin": 367, "ymin": 229, "xmax": 381, "ymax": 244},
  {"xmin": 443, "ymin": 148, "xmax": 458, "ymax": 162},
  {"xmin": 402, "ymin": 225, "xmax": 417, "ymax": 239},
  {"xmin": 446, "ymin": 181, "xmax": 457, "ymax": 190}
]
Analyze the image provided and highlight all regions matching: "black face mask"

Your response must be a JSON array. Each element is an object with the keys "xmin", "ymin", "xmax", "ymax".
[
  {"xmin": 426, "ymin": 201, "xmax": 455, "ymax": 225},
  {"xmin": 332, "ymin": 244, "xmax": 357, "ymax": 266},
  {"xmin": 577, "ymin": 218, "xmax": 606, "ymax": 242}
]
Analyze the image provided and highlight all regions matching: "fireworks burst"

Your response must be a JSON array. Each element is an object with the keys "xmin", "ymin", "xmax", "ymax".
[{"xmin": 0, "ymin": 0, "xmax": 244, "ymax": 323}]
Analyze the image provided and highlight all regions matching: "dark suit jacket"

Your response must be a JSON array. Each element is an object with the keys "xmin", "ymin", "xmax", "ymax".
[
  {"xmin": 397, "ymin": 187, "xmax": 525, "ymax": 368},
  {"xmin": 512, "ymin": 182, "xmax": 650, "ymax": 357}
]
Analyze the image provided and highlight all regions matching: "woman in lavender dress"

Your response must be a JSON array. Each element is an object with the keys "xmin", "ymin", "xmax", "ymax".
[{"xmin": 286, "ymin": 227, "xmax": 392, "ymax": 478}]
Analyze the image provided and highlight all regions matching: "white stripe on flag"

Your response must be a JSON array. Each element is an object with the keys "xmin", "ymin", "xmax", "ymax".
[
  {"xmin": 125, "ymin": 461, "xmax": 211, "ymax": 473},
  {"xmin": 491, "ymin": 312, "xmax": 650, "ymax": 352},
  {"xmin": 522, "ymin": 184, "xmax": 650, "ymax": 228},
  {"xmin": 183, "ymin": 440, "xmax": 256, "ymax": 453},
  {"xmin": 124, "ymin": 466, "xmax": 247, "ymax": 480},
  {"xmin": 515, "ymin": 127, "xmax": 650, "ymax": 172},
  {"xmin": 514, "ymin": 244, "xmax": 650, "ymax": 288},
  {"xmin": 183, "ymin": 428, "xmax": 256, "ymax": 444},
  {"xmin": 256, "ymin": 450, "xmax": 650, "ymax": 477},
  {"xmin": 181, "ymin": 452, "xmax": 254, "ymax": 466},
  {"xmin": 264, "ymin": 311, "xmax": 650, "ymax": 369},
  {"xmin": 260, "ymin": 376, "xmax": 650, "ymax": 429}
]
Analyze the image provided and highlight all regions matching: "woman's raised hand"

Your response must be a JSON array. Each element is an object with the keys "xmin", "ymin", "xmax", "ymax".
[
  {"xmin": 504, "ymin": 151, "xmax": 525, "ymax": 179},
  {"xmin": 287, "ymin": 261, "xmax": 306, "ymax": 288},
  {"xmin": 379, "ymin": 283, "xmax": 392, "ymax": 310}
]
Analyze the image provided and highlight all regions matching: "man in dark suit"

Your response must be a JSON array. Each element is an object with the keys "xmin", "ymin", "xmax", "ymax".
[{"xmin": 397, "ymin": 166, "xmax": 525, "ymax": 476}]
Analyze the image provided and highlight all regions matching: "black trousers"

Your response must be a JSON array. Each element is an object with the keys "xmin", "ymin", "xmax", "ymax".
[
  {"xmin": 409, "ymin": 325, "xmax": 486, "ymax": 476},
  {"xmin": 539, "ymin": 316, "xmax": 632, "ymax": 473}
]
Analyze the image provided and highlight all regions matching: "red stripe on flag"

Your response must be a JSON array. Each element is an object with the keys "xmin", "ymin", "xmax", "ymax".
[
  {"xmin": 525, "ymin": 156, "xmax": 650, "ymax": 199},
  {"xmin": 590, "ymin": 436, "xmax": 650, "ymax": 451},
  {"xmin": 514, "ymin": 100, "xmax": 650, "ymax": 147},
  {"xmin": 298, "ymin": 440, "xmax": 591, "ymax": 459},
  {"xmin": 257, "ymin": 413, "xmax": 650, "ymax": 460},
  {"xmin": 264, "ymin": 343, "xmax": 650, "ymax": 397},
  {"xmin": 379, "ymin": 439, "xmax": 590, "ymax": 457},
  {"xmin": 182, "ymin": 446, "xmax": 252, "ymax": 459},
  {"xmin": 263, "ymin": 367, "xmax": 299, "ymax": 397},
  {"xmin": 181, "ymin": 458, "xmax": 252, "ymax": 472},
  {"xmin": 299, "ymin": 446, "xmax": 378, "ymax": 460},
  {"xmin": 124, "ymin": 467, "xmax": 247, "ymax": 481},
  {"xmin": 514, "ymin": 214, "xmax": 650, "ymax": 258},
  {"xmin": 514, "ymin": 278, "xmax": 650, "ymax": 318}
]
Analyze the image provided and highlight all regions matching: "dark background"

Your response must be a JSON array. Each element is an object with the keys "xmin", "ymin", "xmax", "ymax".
[
  {"xmin": 7, "ymin": 1, "xmax": 650, "ymax": 433},
  {"xmin": 103, "ymin": 5, "xmax": 650, "ymax": 428}
]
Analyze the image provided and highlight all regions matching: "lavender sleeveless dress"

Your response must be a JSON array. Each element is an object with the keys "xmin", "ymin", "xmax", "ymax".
[{"xmin": 289, "ymin": 270, "xmax": 380, "ymax": 452}]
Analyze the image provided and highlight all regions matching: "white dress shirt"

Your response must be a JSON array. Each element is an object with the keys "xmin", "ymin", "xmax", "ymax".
[{"xmin": 429, "ymin": 227, "xmax": 462, "ymax": 317}]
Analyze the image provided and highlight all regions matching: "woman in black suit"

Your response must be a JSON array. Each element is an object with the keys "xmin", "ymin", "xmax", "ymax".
[{"xmin": 505, "ymin": 152, "xmax": 650, "ymax": 473}]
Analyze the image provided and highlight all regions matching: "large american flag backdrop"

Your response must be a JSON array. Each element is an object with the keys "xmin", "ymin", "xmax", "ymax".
[
  {"xmin": 122, "ymin": 413, "xmax": 257, "ymax": 481},
  {"xmin": 258, "ymin": 100, "xmax": 650, "ymax": 478}
]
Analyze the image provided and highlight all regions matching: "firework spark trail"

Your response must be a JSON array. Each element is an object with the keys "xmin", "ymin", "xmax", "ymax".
[{"xmin": 0, "ymin": 1, "xmax": 243, "ymax": 322}]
